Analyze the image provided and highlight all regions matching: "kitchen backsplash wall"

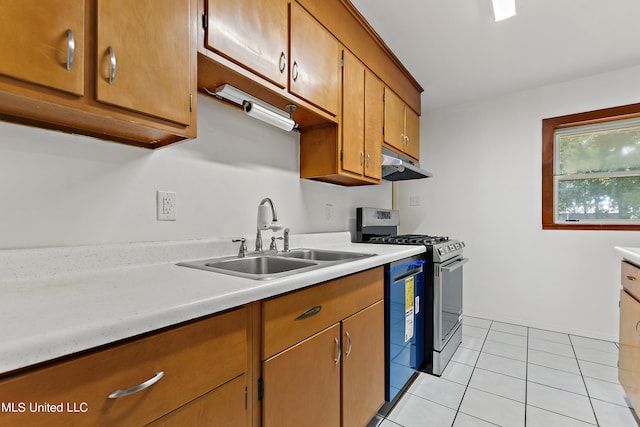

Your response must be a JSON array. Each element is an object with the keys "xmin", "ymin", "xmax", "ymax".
[
  {"xmin": 0, "ymin": 94, "xmax": 391, "ymax": 249},
  {"xmin": 397, "ymin": 63, "xmax": 640, "ymax": 341}
]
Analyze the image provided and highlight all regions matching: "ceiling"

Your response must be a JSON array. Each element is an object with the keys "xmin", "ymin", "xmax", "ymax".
[{"xmin": 350, "ymin": 0, "xmax": 640, "ymax": 111}]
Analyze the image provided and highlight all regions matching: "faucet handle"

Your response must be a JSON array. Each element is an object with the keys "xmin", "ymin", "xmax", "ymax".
[
  {"xmin": 232, "ymin": 238, "xmax": 248, "ymax": 258},
  {"xmin": 284, "ymin": 228, "xmax": 290, "ymax": 252},
  {"xmin": 270, "ymin": 236, "xmax": 284, "ymax": 251}
]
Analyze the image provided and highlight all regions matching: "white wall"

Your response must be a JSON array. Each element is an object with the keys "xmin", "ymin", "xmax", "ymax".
[
  {"xmin": 397, "ymin": 64, "xmax": 640, "ymax": 341},
  {"xmin": 0, "ymin": 94, "xmax": 391, "ymax": 249}
]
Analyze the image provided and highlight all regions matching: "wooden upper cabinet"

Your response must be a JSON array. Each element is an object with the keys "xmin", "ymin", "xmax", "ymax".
[
  {"xmin": 0, "ymin": 0, "xmax": 85, "ymax": 96},
  {"xmin": 96, "ymin": 0, "xmax": 192, "ymax": 125},
  {"xmin": 205, "ymin": 0, "xmax": 288, "ymax": 89},
  {"xmin": 342, "ymin": 50, "xmax": 366, "ymax": 176},
  {"xmin": 405, "ymin": 106, "xmax": 420, "ymax": 160},
  {"xmin": 384, "ymin": 87, "xmax": 406, "ymax": 152},
  {"xmin": 342, "ymin": 50, "xmax": 383, "ymax": 182},
  {"xmin": 384, "ymin": 86, "xmax": 420, "ymax": 161},
  {"xmin": 289, "ymin": 1, "xmax": 340, "ymax": 115},
  {"xmin": 364, "ymin": 70, "xmax": 383, "ymax": 180}
]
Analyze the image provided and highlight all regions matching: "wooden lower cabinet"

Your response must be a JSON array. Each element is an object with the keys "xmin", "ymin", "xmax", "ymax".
[
  {"xmin": 261, "ymin": 268, "xmax": 385, "ymax": 427},
  {"xmin": 263, "ymin": 324, "xmax": 342, "ymax": 427},
  {"xmin": 342, "ymin": 301, "xmax": 385, "ymax": 427},
  {"xmin": 0, "ymin": 308, "xmax": 248, "ymax": 427},
  {"xmin": 147, "ymin": 374, "xmax": 247, "ymax": 426},
  {"xmin": 619, "ymin": 289, "xmax": 640, "ymax": 409}
]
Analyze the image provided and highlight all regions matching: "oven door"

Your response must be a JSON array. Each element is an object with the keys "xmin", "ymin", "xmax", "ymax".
[{"xmin": 434, "ymin": 256, "xmax": 468, "ymax": 351}]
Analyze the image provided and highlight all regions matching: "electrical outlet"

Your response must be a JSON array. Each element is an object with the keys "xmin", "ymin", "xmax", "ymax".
[
  {"xmin": 409, "ymin": 195, "xmax": 421, "ymax": 206},
  {"xmin": 325, "ymin": 203, "xmax": 333, "ymax": 221},
  {"xmin": 157, "ymin": 191, "xmax": 176, "ymax": 221}
]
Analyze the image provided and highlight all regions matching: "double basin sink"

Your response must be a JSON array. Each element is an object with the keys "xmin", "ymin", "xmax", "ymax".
[{"xmin": 177, "ymin": 248, "xmax": 375, "ymax": 280}]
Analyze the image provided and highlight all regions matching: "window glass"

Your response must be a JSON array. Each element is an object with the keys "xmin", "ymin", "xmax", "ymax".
[
  {"xmin": 556, "ymin": 118, "xmax": 640, "ymax": 175},
  {"xmin": 553, "ymin": 118, "xmax": 640, "ymax": 224}
]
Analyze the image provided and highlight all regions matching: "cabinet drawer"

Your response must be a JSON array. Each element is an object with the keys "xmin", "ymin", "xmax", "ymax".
[
  {"xmin": 262, "ymin": 267, "xmax": 383, "ymax": 359},
  {"xmin": 622, "ymin": 261, "xmax": 640, "ymax": 301},
  {"xmin": 0, "ymin": 308, "xmax": 247, "ymax": 427},
  {"xmin": 619, "ymin": 290, "xmax": 640, "ymax": 409}
]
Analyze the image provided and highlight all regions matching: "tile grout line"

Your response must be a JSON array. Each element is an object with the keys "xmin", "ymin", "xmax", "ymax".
[
  {"xmin": 524, "ymin": 326, "xmax": 529, "ymax": 426},
  {"xmin": 568, "ymin": 334, "xmax": 601, "ymax": 426},
  {"xmin": 449, "ymin": 320, "xmax": 495, "ymax": 427}
]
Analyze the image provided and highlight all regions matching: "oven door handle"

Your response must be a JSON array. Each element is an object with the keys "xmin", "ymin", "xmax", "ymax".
[{"xmin": 441, "ymin": 258, "xmax": 468, "ymax": 272}]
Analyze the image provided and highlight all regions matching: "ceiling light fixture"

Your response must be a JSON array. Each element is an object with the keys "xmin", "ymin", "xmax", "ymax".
[
  {"xmin": 206, "ymin": 84, "xmax": 297, "ymax": 132},
  {"xmin": 491, "ymin": 0, "xmax": 516, "ymax": 21}
]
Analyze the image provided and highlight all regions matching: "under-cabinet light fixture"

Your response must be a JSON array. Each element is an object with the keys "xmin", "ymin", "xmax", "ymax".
[
  {"xmin": 208, "ymin": 84, "xmax": 297, "ymax": 132},
  {"xmin": 491, "ymin": 0, "xmax": 516, "ymax": 21}
]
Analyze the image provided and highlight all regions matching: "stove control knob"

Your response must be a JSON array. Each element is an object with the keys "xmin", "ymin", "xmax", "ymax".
[
  {"xmin": 455, "ymin": 243, "xmax": 461, "ymax": 250},
  {"xmin": 449, "ymin": 244, "xmax": 455, "ymax": 251}
]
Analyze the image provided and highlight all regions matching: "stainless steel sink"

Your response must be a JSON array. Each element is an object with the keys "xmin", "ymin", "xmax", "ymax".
[
  {"xmin": 178, "ymin": 255, "xmax": 317, "ymax": 280},
  {"xmin": 279, "ymin": 248, "xmax": 375, "ymax": 262},
  {"xmin": 177, "ymin": 248, "xmax": 376, "ymax": 280}
]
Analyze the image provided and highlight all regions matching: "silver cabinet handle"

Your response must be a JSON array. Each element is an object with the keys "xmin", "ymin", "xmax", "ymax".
[
  {"xmin": 334, "ymin": 337, "xmax": 341, "ymax": 365},
  {"xmin": 627, "ymin": 275, "xmax": 637, "ymax": 281},
  {"xmin": 345, "ymin": 331, "xmax": 352, "ymax": 358},
  {"xmin": 366, "ymin": 153, "xmax": 371, "ymax": 168},
  {"xmin": 636, "ymin": 320, "xmax": 640, "ymax": 337},
  {"xmin": 360, "ymin": 151, "xmax": 364, "ymax": 166},
  {"xmin": 108, "ymin": 46, "xmax": 116, "ymax": 84},
  {"xmin": 292, "ymin": 61, "xmax": 299, "ymax": 82},
  {"xmin": 279, "ymin": 52, "xmax": 287, "ymax": 74},
  {"xmin": 107, "ymin": 371, "xmax": 164, "ymax": 399},
  {"xmin": 66, "ymin": 29, "xmax": 75, "ymax": 71},
  {"xmin": 295, "ymin": 305, "xmax": 322, "ymax": 320}
]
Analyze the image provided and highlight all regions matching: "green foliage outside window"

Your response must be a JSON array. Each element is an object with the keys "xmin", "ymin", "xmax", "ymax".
[{"xmin": 555, "ymin": 119, "xmax": 640, "ymax": 223}]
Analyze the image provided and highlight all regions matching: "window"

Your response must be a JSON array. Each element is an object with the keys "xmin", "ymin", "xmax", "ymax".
[{"xmin": 542, "ymin": 103, "xmax": 640, "ymax": 230}]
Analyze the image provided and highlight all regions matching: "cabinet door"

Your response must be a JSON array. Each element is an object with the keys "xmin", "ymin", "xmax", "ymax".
[
  {"xmin": 364, "ymin": 70, "xmax": 384, "ymax": 180},
  {"xmin": 146, "ymin": 374, "xmax": 248, "ymax": 427},
  {"xmin": 405, "ymin": 106, "xmax": 420, "ymax": 160},
  {"xmin": 289, "ymin": 1, "xmax": 340, "ymax": 115},
  {"xmin": 619, "ymin": 290, "xmax": 640, "ymax": 409},
  {"xmin": 342, "ymin": 301, "xmax": 385, "ymax": 427},
  {"xmin": 384, "ymin": 87, "xmax": 405, "ymax": 152},
  {"xmin": 342, "ymin": 49, "xmax": 365, "ymax": 176},
  {"xmin": 0, "ymin": 0, "xmax": 84, "ymax": 95},
  {"xmin": 96, "ymin": 0, "xmax": 191, "ymax": 125},
  {"xmin": 263, "ymin": 324, "xmax": 341, "ymax": 427},
  {"xmin": 205, "ymin": 0, "xmax": 288, "ymax": 88}
]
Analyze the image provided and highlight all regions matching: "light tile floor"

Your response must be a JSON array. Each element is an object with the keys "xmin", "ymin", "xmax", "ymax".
[{"xmin": 372, "ymin": 316, "xmax": 639, "ymax": 427}]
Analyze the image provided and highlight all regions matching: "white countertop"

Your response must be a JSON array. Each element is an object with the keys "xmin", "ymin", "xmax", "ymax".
[
  {"xmin": 615, "ymin": 246, "xmax": 640, "ymax": 266},
  {"xmin": 0, "ymin": 232, "xmax": 424, "ymax": 375}
]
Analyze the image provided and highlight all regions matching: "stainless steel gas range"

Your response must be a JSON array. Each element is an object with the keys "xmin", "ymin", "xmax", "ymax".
[{"xmin": 356, "ymin": 207, "xmax": 468, "ymax": 378}]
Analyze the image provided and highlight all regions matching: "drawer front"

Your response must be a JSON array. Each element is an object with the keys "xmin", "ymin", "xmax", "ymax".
[
  {"xmin": 263, "ymin": 267, "xmax": 383, "ymax": 359},
  {"xmin": 0, "ymin": 308, "xmax": 247, "ymax": 427},
  {"xmin": 619, "ymin": 290, "xmax": 640, "ymax": 409},
  {"xmin": 622, "ymin": 261, "xmax": 640, "ymax": 301}
]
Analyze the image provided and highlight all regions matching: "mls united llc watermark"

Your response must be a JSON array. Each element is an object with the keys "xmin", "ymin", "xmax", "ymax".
[{"xmin": 2, "ymin": 401, "xmax": 89, "ymax": 413}]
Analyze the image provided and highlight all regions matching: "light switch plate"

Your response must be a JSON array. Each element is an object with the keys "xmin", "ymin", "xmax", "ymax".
[{"xmin": 157, "ymin": 191, "xmax": 176, "ymax": 221}]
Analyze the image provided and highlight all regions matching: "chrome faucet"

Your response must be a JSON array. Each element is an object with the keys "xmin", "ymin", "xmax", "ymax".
[
  {"xmin": 255, "ymin": 198, "xmax": 284, "ymax": 252},
  {"xmin": 232, "ymin": 238, "xmax": 248, "ymax": 258}
]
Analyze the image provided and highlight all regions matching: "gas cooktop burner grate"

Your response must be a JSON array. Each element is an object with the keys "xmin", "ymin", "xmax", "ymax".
[{"xmin": 368, "ymin": 234, "xmax": 449, "ymax": 246}]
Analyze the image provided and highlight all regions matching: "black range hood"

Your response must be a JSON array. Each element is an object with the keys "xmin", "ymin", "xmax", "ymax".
[{"xmin": 381, "ymin": 148, "xmax": 433, "ymax": 181}]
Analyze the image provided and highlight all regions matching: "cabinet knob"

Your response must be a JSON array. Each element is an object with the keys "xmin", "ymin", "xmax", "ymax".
[
  {"xmin": 279, "ymin": 52, "xmax": 287, "ymax": 74},
  {"xmin": 107, "ymin": 46, "xmax": 117, "ymax": 84},
  {"xmin": 292, "ymin": 61, "xmax": 299, "ymax": 82},
  {"xmin": 66, "ymin": 29, "xmax": 75, "ymax": 71}
]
